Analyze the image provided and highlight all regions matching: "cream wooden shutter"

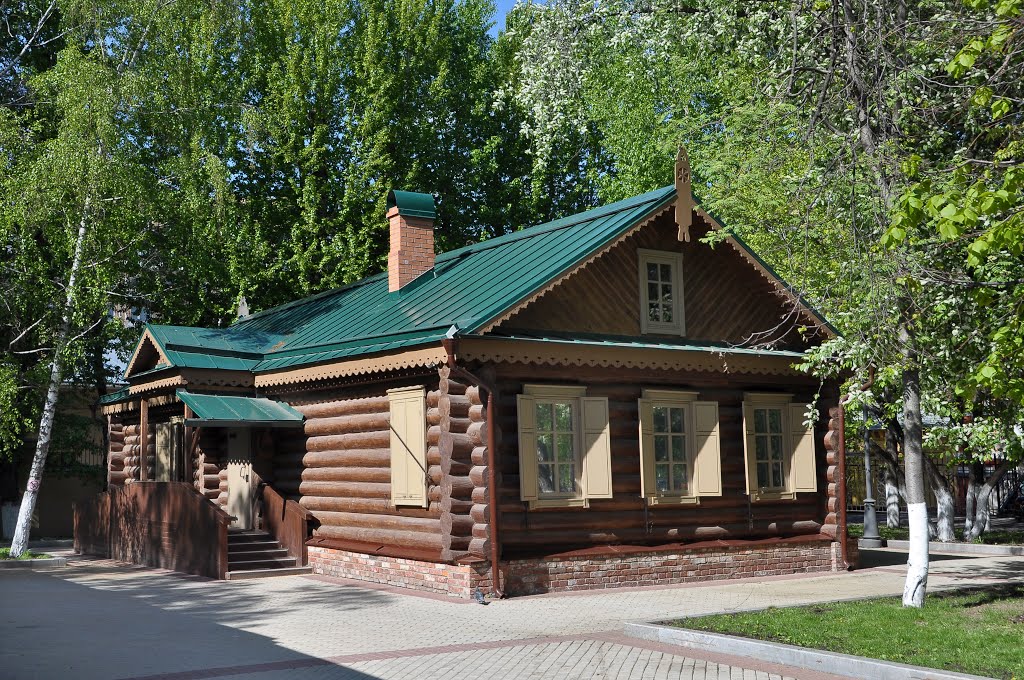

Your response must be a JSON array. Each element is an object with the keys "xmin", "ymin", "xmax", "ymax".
[
  {"xmin": 582, "ymin": 397, "xmax": 613, "ymax": 499},
  {"xmin": 693, "ymin": 401, "xmax": 722, "ymax": 496},
  {"xmin": 389, "ymin": 387, "xmax": 427, "ymax": 507},
  {"xmin": 516, "ymin": 394, "xmax": 538, "ymax": 501},
  {"xmin": 789, "ymin": 403, "xmax": 817, "ymax": 493},
  {"xmin": 637, "ymin": 399, "xmax": 655, "ymax": 501},
  {"xmin": 742, "ymin": 402, "xmax": 758, "ymax": 495}
]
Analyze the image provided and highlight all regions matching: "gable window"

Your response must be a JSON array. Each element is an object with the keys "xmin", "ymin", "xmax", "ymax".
[
  {"xmin": 389, "ymin": 386, "xmax": 428, "ymax": 507},
  {"xmin": 742, "ymin": 393, "xmax": 818, "ymax": 501},
  {"xmin": 517, "ymin": 385, "xmax": 612, "ymax": 508},
  {"xmin": 638, "ymin": 249, "xmax": 684, "ymax": 336},
  {"xmin": 639, "ymin": 390, "xmax": 721, "ymax": 504}
]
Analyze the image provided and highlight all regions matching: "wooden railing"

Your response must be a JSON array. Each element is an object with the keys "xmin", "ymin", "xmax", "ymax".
[
  {"xmin": 253, "ymin": 471, "xmax": 314, "ymax": 566},
  {"xmin": 74, "ymin": 482, "xmax": 233, "ymax": 579}
]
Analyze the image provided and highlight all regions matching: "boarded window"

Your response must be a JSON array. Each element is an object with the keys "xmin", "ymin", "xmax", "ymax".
[
  {"xmin": 388, "ymin": 386, "xmax": 427, "ymax": 507},
  {"xmin": 517, "ymin": 386, "xmax": 612, "ymax": 507},
  {"xmin": 742, "ymin": 394, "xmax": 817, "ymax": 500},
  {"xmin": 639, "ymin": 391, "xmax": 720, "ymax": 503}
]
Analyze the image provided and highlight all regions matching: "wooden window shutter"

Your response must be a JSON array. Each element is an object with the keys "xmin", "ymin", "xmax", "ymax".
[
  {"xmin": 742, "ymin": 402, "xmax": 758, "ymax": 495},
  {"xmin": 581, "ymin": 397, "xmax": 613, "ymax": 499},
  {"xmin": 692, "ymin": 401, "xmax": 722, "ymax": 496},
  {"xmin": 389, "ymin": 388, "xmax": 427, "ymax": 507},
  {"xmin": 516, "ymin": 394, "xmax": 539, "ymax": 501},
  {"xmin": 637, "ymin": 399, "xmax": 656, "ymax": 501},
  {"xmin": 789, "ymin": 403, "xmax": 817, "ymax": 493}
]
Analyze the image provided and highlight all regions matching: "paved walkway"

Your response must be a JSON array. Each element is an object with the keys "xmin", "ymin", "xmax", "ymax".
[{"xmin": 2, "ymin": 548, "xmax": 1021, "ymax": 680}]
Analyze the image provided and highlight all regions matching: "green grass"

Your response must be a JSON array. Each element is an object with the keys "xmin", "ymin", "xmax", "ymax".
[
  {"xmin": 848, "ymin": 523, "xmax": 1024, "ymax": 545},
  {"xmin": 672, "ymin": 586, "xmax": 1024, "ymax": 680},
  {"xmin": 0, "ymin": 547, "xmax": 50, "ymax": 560}
]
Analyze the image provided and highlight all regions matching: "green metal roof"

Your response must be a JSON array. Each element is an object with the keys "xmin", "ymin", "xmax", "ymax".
[
  {"xmin": 387, "ymin": 190, "xmax": 436, "ymax": 219},
  {"xmin": 99, "ymin": 386, "xmax": 131, "ymax": 405},
  {"xmin": 177, "ymin": 390, "xmax": 304, "ymax": 427}
]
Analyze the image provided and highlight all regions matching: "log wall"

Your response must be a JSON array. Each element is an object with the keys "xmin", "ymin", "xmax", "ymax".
[
  {"xmin": 107, "ymin": 418, "xmax": 126, "ymax": 488},
  {"xmin": 489, "ymin": 362, "xmax": 835, "ymax": 558}
]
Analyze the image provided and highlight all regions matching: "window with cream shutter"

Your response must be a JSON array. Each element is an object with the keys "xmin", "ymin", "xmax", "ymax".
[
  {"xmin": 517, "ymin": 385, "xmax": 612, "ymax": 508},
  {"xmin": 742, "ymin": 393, "xmax": 817, "ymax": 501},
  {"xmin": 638, "ymin": 390, "xmax": 721, "ymax": 504},
  {"xmin": 388, "ymin": 386, "xmax": 427, "ymax": 507}
]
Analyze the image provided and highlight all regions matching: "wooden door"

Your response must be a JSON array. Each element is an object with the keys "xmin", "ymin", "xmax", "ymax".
[
  {"xmin": 226, "ymin": 428, "xmax": 253, "ymax": 530},
  {"xmin": 154, "ymin": 422, "xmax": 181, "ymax": 482}
]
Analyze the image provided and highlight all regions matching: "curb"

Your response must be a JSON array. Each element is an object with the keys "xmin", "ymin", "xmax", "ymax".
[
  {"xmin": 0, "ymin": 556, "xmax": 68, "ymax": 569},
  {"xmin": 882, "ymin": 539, "xmax": 1024, "ymax": 556},
  {"xmin": 624, "ymin": 622, "xmax": 993, "ymax": 680}
]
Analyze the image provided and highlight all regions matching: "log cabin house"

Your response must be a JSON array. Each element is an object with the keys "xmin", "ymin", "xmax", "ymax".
[{"xmin": 77, "ymin": 151, "xmax": 853, "ymax": 597}]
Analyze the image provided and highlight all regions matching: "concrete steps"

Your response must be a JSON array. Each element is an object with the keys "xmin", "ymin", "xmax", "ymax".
[{"xmin": 225, "ymin": 530, "xmax": 311, "ymax": 580}]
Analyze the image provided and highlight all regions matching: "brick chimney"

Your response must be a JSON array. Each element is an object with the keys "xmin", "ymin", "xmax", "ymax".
[{"xmin": 387, "ymin": 189, "xmax": 437, "ymax": 292}]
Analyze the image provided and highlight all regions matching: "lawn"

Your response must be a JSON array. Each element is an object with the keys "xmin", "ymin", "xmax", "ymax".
[
  {"xmin": 671, "ymin": 585, "xmax": 1024, "ymax": 680},
  {"xmin": 848, "ymin": 523, "xmax": 1024, "ymax": 545},
  {"xmin": 0, "ymin": 547, "xmax": 50, "ymax": 560}
]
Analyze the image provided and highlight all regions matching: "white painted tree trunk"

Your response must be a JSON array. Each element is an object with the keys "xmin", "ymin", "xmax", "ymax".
[
  {"xmin": 963, "ymin": 470, "xmax": 979, "ymax": 537},
  {"xmin": 9, "ymin": 203, "xmax": 89, "ymax": 557},
  {"xmin": 931, "ymin": 484, "xmax": 955, "ymax": 542},
  {"xmin": 900, "ymin": 323, "xmax": 928, "ymax": 608}
]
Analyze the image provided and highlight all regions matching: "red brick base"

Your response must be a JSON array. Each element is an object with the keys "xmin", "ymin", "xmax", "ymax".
[{"xmin": 310, "ymin": 539, "xmax": 849, "ymax": 599}]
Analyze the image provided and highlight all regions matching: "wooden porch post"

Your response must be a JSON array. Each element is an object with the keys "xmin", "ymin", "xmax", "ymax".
[
  {"xmin": 139, "ymin": 398, "xmax": 149, "ymax": 481},
  {"xmin": 183, "ymin": 405, "xmax": 193, "ymax": 486}
]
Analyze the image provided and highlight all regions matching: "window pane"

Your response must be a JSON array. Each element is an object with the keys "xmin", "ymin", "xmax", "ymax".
[
  {"xmin": 559, "ymin": 464, "xmax": 575, "ymax": 494},
  {"xmin": 536, "ymin": 403, "xmax": 552, "ymax": 431},
  {"xmin": 538, "ymin": 464, "xmax": 554, "ymax": 493},
  {"xmin": 671, "ymin": 435, "xmax": 684, "ymax": 462},
  {"xmin": 647, "ymin": 262, "xmax": 658, "ymax": 280},
  {"xmin": 770, "ymin": 435, "xmax": 783, "ymax": 462},
  {"xmin": 647, "ymin": 282, "xmax": 659, "ymax": 302},
  {"xmin": 555, "ymin": 402, "xmax": 573, "ymax": 431},
  {"xmin": 754, "ymin": 409, "xmax": 767, "ymax": 433},
  {"xmin": 755, "ymin": 436, "xmax": 767, "ymax": 461},
  {"xmin": 772, "ymin": 463, "xmax": 784, "ymax": 489},
  {"xmin": 672, "ymin": 464, "xmax": 687, "ymax": 491},
  {"xmin": 556, "ymin": 434, "xmax": 574, "ymax": 462},
  {"xmin": 670, "ymin": 408, "xmax": 684, "ymax": 433},
  {"xmin": 537, "ymin": 434, "xmax": 553, "ymax": 462},
  {"xmin": 656, "ymin": 464, "xmax": 669, "ymax": 492},
  {"xmin": 662, "ymin": 305, "xmax": 673, "ymax": 323},
  {"xmin": 768, "ymin": 409, "xmax": 783, "ymax": 433},
  {"xmin": 653, "ymin": 406, "xmax": 668, "ymax": 432},
  {"xmin": 648, "ymin": 303, "xmax": 660, "ymax": 322},
  {"xmin": 654, "ymin": 435, "xmax": 669, "ymax": 462},
  {"xmin": 757, "ymin": 462, "xmax": 769, "ymax": 487},
  {"xmin": 660, "ymin": 263, "xmax": 672, "ymax": 281},
  {"xmin": 661, "ymin": 283, "xmax": 672, "ymax": 301}
]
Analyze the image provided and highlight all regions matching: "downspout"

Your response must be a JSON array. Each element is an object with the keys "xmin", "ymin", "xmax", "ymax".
[
  {"xmin": 837, "ymin": 366, "xmax": 876, "ymax": 569},
  {"xmin": 442, "ymin": 336, "xmax": 504, "ymax": 598}
]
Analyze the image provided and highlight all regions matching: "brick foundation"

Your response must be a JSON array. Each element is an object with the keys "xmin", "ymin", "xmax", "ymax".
[{"xmin": 310, "ymin": 538, "xmax": 848, "ymax": 599}]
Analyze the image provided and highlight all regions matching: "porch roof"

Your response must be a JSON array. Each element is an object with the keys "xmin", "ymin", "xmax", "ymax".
[{"xmin": 177, "ymin": 390, "xmax": 305, "ymax": 428}]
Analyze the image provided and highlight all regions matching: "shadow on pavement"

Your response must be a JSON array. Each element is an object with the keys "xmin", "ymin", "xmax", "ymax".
[
  {"xmin": 0, "ymin": 568, "xmax": 386, "ymax": 680},
  {"xmin": 857, "ymin": 548, "xmax": 973, "ymax": 568}
]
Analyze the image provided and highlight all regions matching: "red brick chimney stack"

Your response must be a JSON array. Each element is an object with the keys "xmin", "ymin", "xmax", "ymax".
[{"xmin": 387, "ymin": 190, "xmax": 437, "ymax": 293}]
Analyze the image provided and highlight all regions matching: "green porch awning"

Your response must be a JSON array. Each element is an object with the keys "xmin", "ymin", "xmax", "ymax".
[{"xmin": 177, "ymin": 390, "xmax": 305, "ymax": 428}]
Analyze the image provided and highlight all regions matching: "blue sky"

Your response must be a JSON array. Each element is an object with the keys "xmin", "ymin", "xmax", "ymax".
[{"xmin": 489, "ymin": 0, "xmax": 518, "ymax": 35}]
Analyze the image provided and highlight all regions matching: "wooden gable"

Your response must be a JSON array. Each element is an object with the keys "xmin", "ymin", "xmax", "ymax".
[
  {"xmin": 495, "ymin": 209, "xmax": 828, "ymax": 351},
  {"xmin": 123, "ymin": 329, "xmax": 171, "ymax": 379}
]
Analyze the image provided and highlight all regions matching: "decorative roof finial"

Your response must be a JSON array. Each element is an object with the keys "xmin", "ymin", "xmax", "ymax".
[
  {"xmin": 237, "ymin": 295, "xmax": 249, "ymax": 319},
  {"xmin": 675, "ymin": 146, "xmax": 693, "ymax": 242}
]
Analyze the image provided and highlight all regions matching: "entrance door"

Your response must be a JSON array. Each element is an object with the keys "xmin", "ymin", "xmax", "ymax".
[
  {"xmin": 154, "ymin": 420, "xmax": 183, "ymax": 482},
  {"xmin": 226, "ymin": 428, "xmax": 253, "ymax": 530}
]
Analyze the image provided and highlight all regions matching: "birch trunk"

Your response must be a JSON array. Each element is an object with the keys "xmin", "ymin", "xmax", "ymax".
[
  {"xmin": 884, "ymin": 467, "xmax": 902, "ymax": 528},
  {"xmin": 900, "ymin": 322, "xmax": 928, "ymax": 607},
  {"xmin": 963, "ymin": 459, "xmax": 1015, "ymax": 541},
  {"xmin": 9, "ymin": 202, "xmax": 89, "ymax": 557},
  {"xmin": 963, "ymin": 463, "xmax": 981, "ymax": 537},
  {"xmin": 925, "ymin": 458, "xmax": 955, "ymax": 542}
]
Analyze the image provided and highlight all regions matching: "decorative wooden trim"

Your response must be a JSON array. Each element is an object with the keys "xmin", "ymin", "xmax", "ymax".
[
  {"xmin": 478, "ymin": 205, "xmax": 674, "ymax": 333},
  {"xmin": 641, "ymin": 389, "xmax": 699, "ymax": 402},
  {"xmin": 128, "ymin": 374, "xmax": 185, "ymax": 394},
  {"xmin": 461, "ymin": 338, "xmax": 806, "ymax": 376},
  {"xmin": 100, "ymin": 393, "xmax": 178, "ymax": 415},
  {"xmin": 254, "ymin": 345, "xmax": 447, "ymax": 388},
  {"xmin": 695, "ymin": 207, "xmax": 835, "ymax": 338},
  {"xmin": 124, "ymin": 328, "xmax": 172, "ymax": 379}
]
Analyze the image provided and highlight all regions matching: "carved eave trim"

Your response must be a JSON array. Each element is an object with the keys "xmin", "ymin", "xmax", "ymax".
[
  {"xmin": 124, "ymin": 328, "xmax": 172, "ymax": 379},
  {"xmin": 479, "ymin": 204, "xmax": 674, "ymax": 333},
  {"xmin": 254, "ymin": 345, "xmax": 448, "ymax": 388},
  {"xmin": 179, "ymin": 368, "xmax": 254, "ymax": 389},
  {"xmin": 101, "ymin": 393, "xmax": 179, "ymax": 416},
  {"xmin": 128, "ymin": 374, "xmax": 186, "ymax": 395},
  {"xmin": 695, "ymin": 207, "xmax": 836, "ymax": 339},
  {"xmin": 460, "ymin": 338, "xmax": 807, "ymax": 376}
]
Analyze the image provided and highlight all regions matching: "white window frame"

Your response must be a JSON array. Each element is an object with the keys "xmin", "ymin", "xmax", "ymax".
[
  {"xmin": 742, "ymin": 392, "xmax": 807, "ymax": 502},
  {"xmin": 638, "ymin": 249, "xmax": 685, "ymax": 336},
  {"xmin": 639, "ymin": 389, "xmax": 699, "ymax": 504},
  {"xmin": 522, "ymin": 385, "xmax": 588, "ymax": 508}
]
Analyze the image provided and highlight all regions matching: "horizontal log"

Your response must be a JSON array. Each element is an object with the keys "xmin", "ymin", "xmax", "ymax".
[
  {"xmin": 304, "ymin": 412, "xmax": 390, "ymax": 436},
  {"xmin": 310, "ymin": 510, "xmax": 464, "ymax": 534},
  {"xmin": 299, "ymin": 480, "xmax": 391, "ymax": 498},
  {"xmin": 470, "ymin": 504, "xmax": 488, "ymax": 524},
  {"xmin": 217, "ymin": 479, "xmax": 228, "ymax": 493},
  {"xmin": 313, "ymin": 524, "xmax": 443, "ymax": 551},
  {"xmin": 466, "ymin": 385, "xmax": 483, "ymax": 405},
  {"xmin": 293, "ymin": 397, "xmax": 389, "ymax": 419},
  {"xmin": 202, "ymin": 488, "xmax": 220, "ymax": 500},
  {"xmin": 472, "ymin": 523, "xmax": 489, "ymax": 539},
  {"xmin": 427, "ymin": 462, "xmax": 471, "ymax": 480},
  {"xmin": 467, "ymin": 421, "xmax": 487, "ymax": 447},
  {"xmin": 301, "ymin": 496, "xmax": 441, "ymax": 517},
  {"xmin": 469, "ymin": 404, "xmax": 485, "ymax": 422},
  {"xmin": 108, "ymin": 471, "xmax": 128, "ymax": 485},
  {"xmin": 302, "ymin": 467, "xmax": 389, "ymax": 483},
  {"xmin": 306, "ymin": 431, "xmax": 389, "ymax": 452},
  {"xmin": 471, "ymin": 486, "xmax": 490, "ymax": 504},
  {"xmin": 468, "ymin": 537, "xmax": 490, "ymax": 557},
  {"xmin": 302, "ymin": 448, "xmax": 389, "ymax": 468}
]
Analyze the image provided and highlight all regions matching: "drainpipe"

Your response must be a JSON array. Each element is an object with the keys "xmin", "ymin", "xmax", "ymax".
[
  {"xmin": 837, "ymin": 366, "xmax": 876, "ymax": 569},
  {"xmin": 441, "ymin": 337, "xmax": 504, "ymax": 598}
]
